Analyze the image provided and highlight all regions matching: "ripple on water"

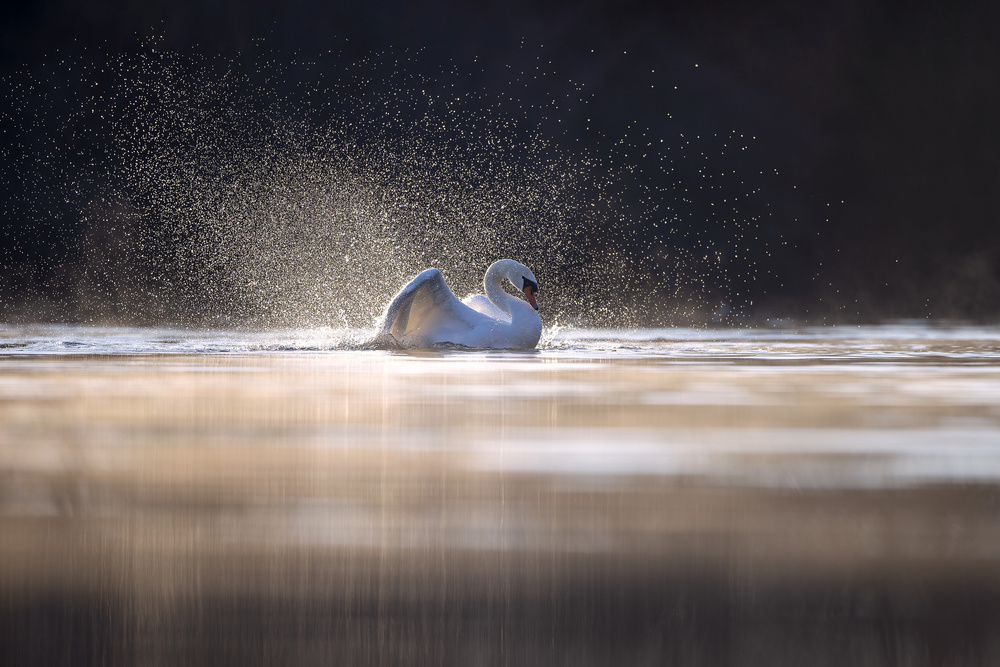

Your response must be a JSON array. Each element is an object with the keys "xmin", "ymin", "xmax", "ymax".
[{"xmin": 0, "ymin": 323, "xmax": 999, "ymax": 361}]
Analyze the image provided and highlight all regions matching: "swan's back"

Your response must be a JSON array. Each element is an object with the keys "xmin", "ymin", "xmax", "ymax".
[{"xmin": 462, "ymin": 294, "xmax": 510, "ymax": 323}]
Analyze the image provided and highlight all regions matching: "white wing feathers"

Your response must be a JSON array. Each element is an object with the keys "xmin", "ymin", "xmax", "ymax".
[{"xmin": 376, "ymin": 269, "xmax": 483, "ymax": 347}]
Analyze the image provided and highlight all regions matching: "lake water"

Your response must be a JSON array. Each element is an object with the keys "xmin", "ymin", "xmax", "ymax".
[{"xmin": 2, "ymin": 323, "xmax": 1000, "ymax": 665}]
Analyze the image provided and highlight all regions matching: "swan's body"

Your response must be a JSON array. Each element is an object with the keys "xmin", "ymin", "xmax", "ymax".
[{"xmin": 375, "ymin": 259, "xmax": 542, "ymax": 349}]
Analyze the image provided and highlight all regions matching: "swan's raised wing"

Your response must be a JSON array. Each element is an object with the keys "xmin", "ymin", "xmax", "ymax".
[{"xmin": 376, "ymin": 269, "xmax": 486, "ymax": 346}]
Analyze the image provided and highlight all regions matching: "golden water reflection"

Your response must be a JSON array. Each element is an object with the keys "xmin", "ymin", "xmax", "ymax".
[{"xmin": 3, "ymin": 349, "xmax": 1000, "ymax": 664}]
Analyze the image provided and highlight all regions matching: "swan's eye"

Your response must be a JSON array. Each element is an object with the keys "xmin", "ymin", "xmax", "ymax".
[{"xmin": 522, "ymin": 277, "xmax": 538, "ymax": 294}]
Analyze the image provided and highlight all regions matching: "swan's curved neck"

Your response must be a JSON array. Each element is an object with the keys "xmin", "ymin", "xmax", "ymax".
[{"xmin": 484, "ymin": 261, "xmax": 522, "ymax": 317}]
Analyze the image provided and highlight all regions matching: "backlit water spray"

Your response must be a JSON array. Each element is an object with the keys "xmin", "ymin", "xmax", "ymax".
[{"xmin": 2, "ymin": 41, "xmax": 778, "ymax": 332}]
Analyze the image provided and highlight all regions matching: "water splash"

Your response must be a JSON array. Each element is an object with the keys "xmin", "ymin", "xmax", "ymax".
[{"xmin": 2, "ymin": 41, "xmax": 779, "ymax": 329}]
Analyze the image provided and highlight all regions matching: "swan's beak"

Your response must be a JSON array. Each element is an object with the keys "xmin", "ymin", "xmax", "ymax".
[{"xmin": 523, "ymin": 285, "xmax": 539, "ymax": 311}]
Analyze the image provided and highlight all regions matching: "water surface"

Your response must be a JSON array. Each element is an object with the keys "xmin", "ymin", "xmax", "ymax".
[{"xmin": 2, "ymin": 323, "xmax": 1000, "ymax": 665}]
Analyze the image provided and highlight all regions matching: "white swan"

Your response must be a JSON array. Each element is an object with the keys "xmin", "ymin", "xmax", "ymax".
[{"xmin": 375, "ymin": 259, "xmax": 542, "ymax": 349}]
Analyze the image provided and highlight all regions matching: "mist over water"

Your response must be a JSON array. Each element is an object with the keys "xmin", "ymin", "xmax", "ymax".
[{"xmin": 3, "ymin": 41, "xmax": 779, "ymax": 329}]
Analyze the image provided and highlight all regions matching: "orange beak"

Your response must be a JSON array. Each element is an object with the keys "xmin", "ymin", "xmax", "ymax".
[{"xmin": 523, "ymin": 285, "xmax": 539, "ymax": 311}]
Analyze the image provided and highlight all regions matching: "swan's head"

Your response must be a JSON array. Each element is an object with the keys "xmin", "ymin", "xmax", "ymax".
[
  {"xmin": 504, "ymin": 260, "xmax": 539, "ymax": 311},
  {"xmin": 521, "ymin": 275, "xmax": 539, "ymax": 311},
  {"xmin": 488, "ymin": 259, "xmax": 540, "ymax": 311}
]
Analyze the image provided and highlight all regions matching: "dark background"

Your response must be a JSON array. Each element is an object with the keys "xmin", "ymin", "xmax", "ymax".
[{"xmin": 2, "ymin": 0, "xmax": 999, "ymax": 325}]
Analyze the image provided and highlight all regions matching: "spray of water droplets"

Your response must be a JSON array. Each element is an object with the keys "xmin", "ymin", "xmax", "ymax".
[{"xmin": 1, "ymin": 41, "xmax": 779, "ymax": 330}]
